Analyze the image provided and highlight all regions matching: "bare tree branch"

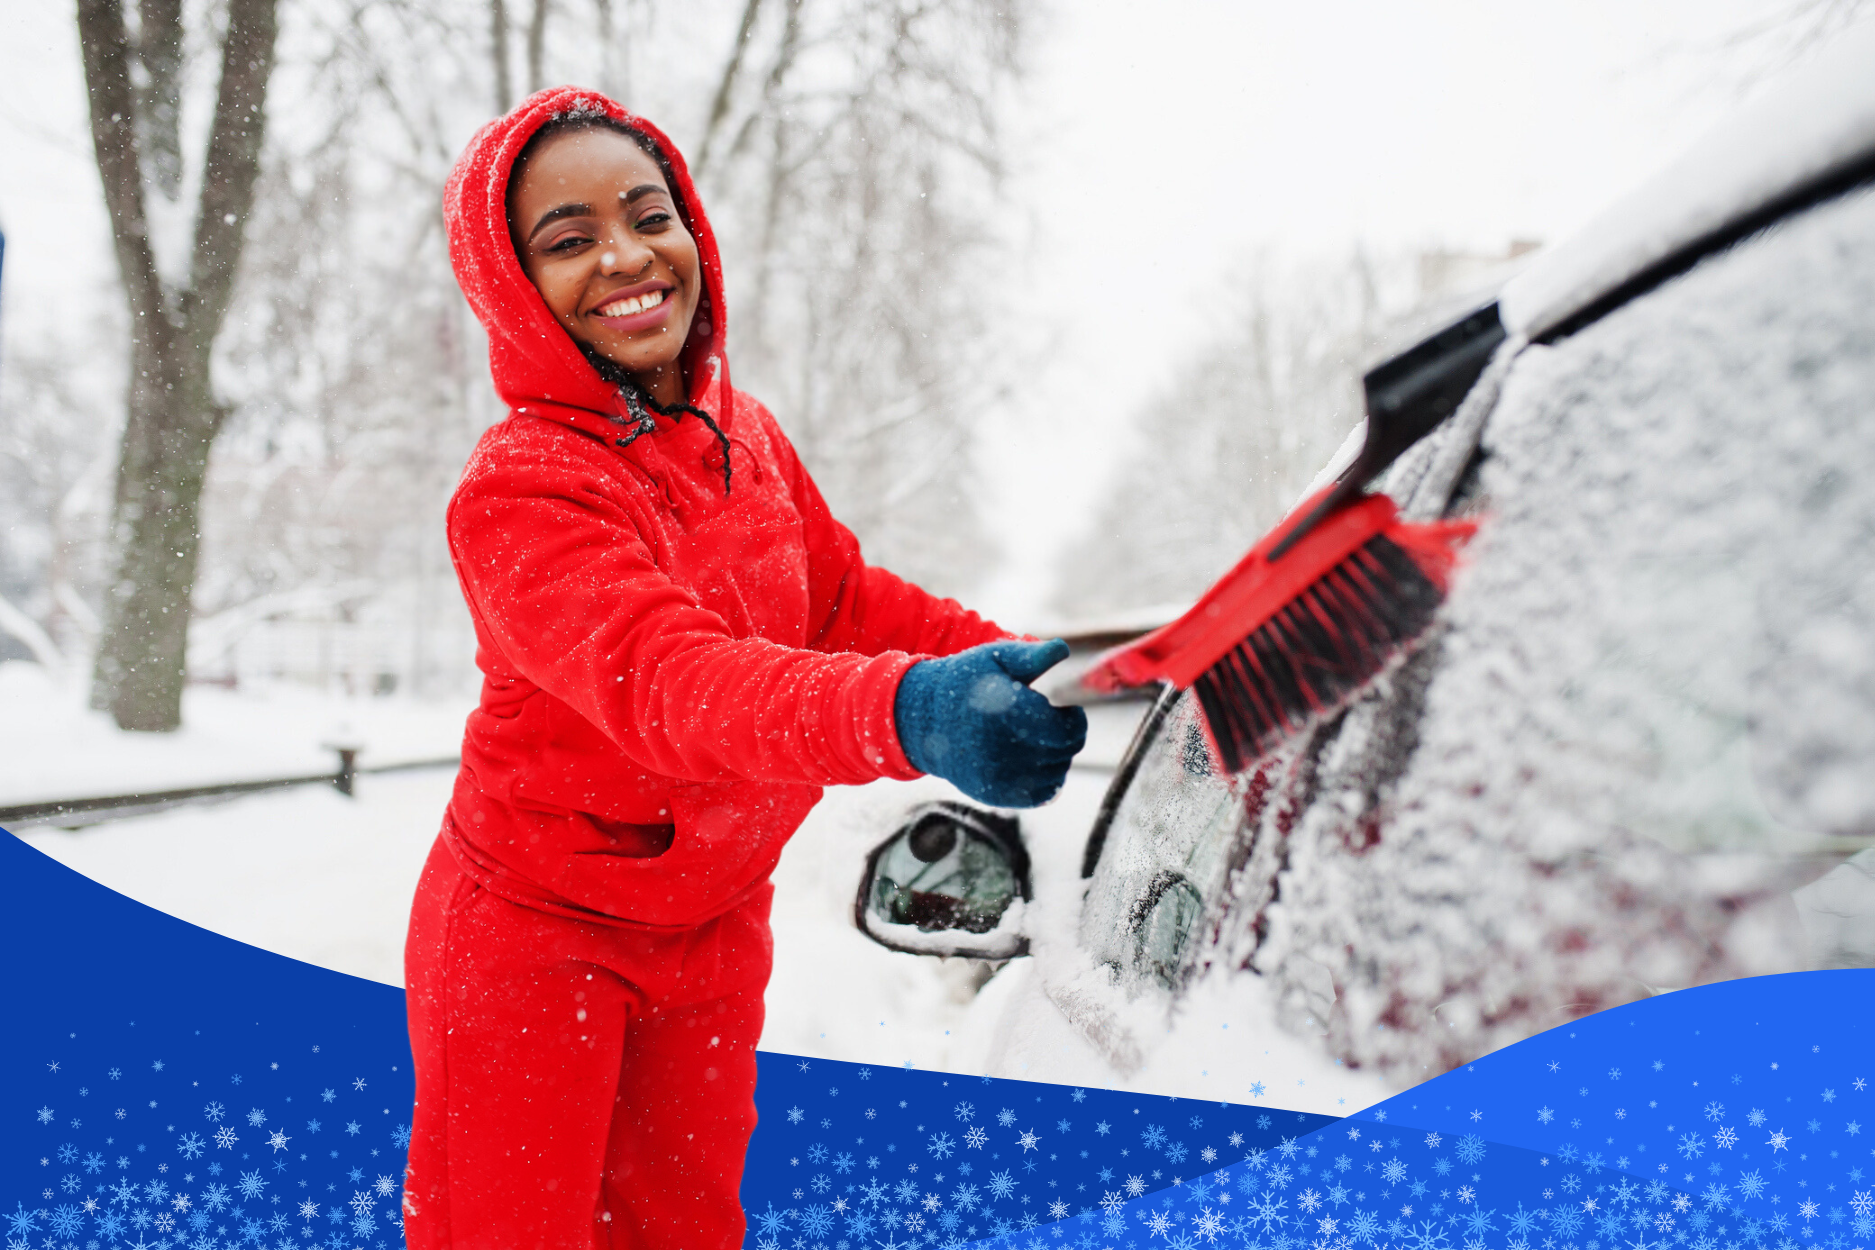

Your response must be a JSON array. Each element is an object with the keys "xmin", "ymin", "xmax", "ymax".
[
  {"xmin": 526, "ymin": 0, "xmax": 549, "ymax": 93},
  {"xmin": 189, "ymin": 0, "xmax": 279, "ymax": 357},
  {"xmin": 691, "ymin": 0, "xmax": 764, "ymax": 179},
  {"xmin": 75, "ymin": 0, "xmax": 163, "ymax": 324},
  {"xmin": 490, "ymin": 0, "xmax": 511, "ymax": 113},
  {"xmin": 133, "ymin": 0, "xmax": 184, "ymax": 198}
]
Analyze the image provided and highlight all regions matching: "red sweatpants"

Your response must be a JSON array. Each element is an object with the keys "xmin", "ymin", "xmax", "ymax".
[{"xmin": 403, "ymin": 836, "xmax": 772, "ymax": 1250}]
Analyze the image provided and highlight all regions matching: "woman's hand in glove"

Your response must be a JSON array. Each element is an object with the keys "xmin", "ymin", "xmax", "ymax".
[{"xmin": 893, "ymin": 638, "xmax": 1089, "ymax": 808}]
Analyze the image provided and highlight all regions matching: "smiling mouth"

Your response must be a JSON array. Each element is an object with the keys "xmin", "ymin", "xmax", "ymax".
[{"xmin": 594, "ymin": 289, "xmax": 668, "ymax": 317}]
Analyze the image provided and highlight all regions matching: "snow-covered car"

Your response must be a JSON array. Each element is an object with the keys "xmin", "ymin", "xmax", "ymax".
[{"xmin": 852, "ymin": 28, "xmax": 1875, "ymax": 1102}]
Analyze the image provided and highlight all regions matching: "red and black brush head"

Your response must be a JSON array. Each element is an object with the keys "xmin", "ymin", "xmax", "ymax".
[{"xmin": 1083, "ymin": 487, "xmax": 1476, "ymax": 774}]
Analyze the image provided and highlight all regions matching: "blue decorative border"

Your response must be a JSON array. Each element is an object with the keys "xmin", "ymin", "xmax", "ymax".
[{"xmin": 6, "ymin": 832, "xmax": 1870, "ymax": 1250}]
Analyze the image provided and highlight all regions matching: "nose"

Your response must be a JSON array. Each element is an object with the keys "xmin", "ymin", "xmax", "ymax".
[{"xmin": 597, "ymin": 225, "xmax": 654, "ymax": 277}]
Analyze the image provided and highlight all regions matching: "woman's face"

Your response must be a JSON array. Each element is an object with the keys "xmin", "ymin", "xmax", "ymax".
[{"xmin": 508, "ymin": 128, "xmax": 701, "ymax": 400}]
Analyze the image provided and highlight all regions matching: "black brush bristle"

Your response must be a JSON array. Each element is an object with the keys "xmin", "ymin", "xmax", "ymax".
[{"xmin": 1194, "ymin": 533, "xmax": 1444, "ymax": 774}]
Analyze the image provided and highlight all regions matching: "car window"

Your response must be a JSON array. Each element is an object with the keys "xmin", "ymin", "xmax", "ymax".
[
  {"xmin": 1237, "ymin": 183, "xmax": 1875, "ymax": 1079},
  {"xmin": 1078, "ymin": 690, "xmax": 1250, "ymax": 990}
]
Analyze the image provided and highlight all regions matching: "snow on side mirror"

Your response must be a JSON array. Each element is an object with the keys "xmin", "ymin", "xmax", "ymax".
[{"xmin": 853, "ymin": 802, "xmax": 1031, "ymax": 960}]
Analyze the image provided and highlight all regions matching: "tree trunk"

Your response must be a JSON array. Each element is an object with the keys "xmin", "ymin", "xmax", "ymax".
[
  {"xmin": 490, "ymin": 0, "xmax": 512, "ymax": 113},
  {"xmin": 525, "ymin": 0, "xmax": 549, "ymax": 94},
  {"xmin": 77, "ymin": 0, "xmax": 278, "ymax": 731}
]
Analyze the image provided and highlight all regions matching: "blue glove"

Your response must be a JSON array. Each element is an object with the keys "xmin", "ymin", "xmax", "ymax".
[{"xmin": 894, "ymin": 638, "xmax": 1089, "ymax": 808}]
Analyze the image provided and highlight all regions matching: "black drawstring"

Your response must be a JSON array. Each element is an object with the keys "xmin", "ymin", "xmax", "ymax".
[{"xmin": 610, "ymin": 382, "xmax": 733, "ymax": 495}]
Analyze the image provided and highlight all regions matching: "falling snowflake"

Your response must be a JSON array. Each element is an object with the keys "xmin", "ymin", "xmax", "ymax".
[
  {"xmin": 1678, "ymin": 1133, "xmax": 1706, "ymax": 1160},
  {"xmin": 987, "ymin": 1170, "xmax": 1017, "ymax": 1200},
  {"xmin": 997, "ymin": 1108, "xmax": 1017, "ymax": 1128},
  {"xmin": 1715, "ymin": 1126, "xmax": 1739, "ymax": 1149},
  {"xmin": 964, "ymin": 1126, "xmax": 988, "ymax": 1150},
  {"xmin": 927, "ymin": 1132, "xmax": 955, "ymax": 1159},
  {"xmin": 954, "ymin": 1101, "xmax": 975, "ymax": 1122}
]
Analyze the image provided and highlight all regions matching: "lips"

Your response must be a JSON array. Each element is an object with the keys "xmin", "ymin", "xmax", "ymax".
[{"xmin": 590, "ymin": 280, "xmax": 675, "ymax": 332}]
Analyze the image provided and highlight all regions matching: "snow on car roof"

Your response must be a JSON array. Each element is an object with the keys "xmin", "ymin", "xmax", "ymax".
[{"xmin": 1501, "ymin": 21, "xmax": 1875, "ymax": 342}]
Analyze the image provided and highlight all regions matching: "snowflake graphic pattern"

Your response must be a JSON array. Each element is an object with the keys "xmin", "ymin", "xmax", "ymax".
[
  {"xmin": 738, "ymin": 1052, "xmax": 1334, "ymax": 1250},
  {"xmin": 3, "ymin": 835, "xmax": 415, "ymax": 1250},
  {"xmin": 733, "ymin": 971, "xmax": 1872, "ymax": 1250}
]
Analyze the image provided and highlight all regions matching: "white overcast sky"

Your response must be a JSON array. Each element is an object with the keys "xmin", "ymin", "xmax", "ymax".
[
  {"xmin": 0, "ymin": 0, "xmax": 1864, "ymax": 625},
  {"xmin": 976, "ymin": 0, "xmax": 1867, "ymax": 623}
]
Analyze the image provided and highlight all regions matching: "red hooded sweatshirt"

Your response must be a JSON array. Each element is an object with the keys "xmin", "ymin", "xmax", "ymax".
[{"xmin": 436, "ymin": 87, "xmax": 1005, "ymax": 933}]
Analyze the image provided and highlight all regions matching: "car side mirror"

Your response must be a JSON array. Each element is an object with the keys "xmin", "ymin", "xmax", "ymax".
[{"xmin": 854, "ymin": 802, "xmax": 1031, "ymax": 960}]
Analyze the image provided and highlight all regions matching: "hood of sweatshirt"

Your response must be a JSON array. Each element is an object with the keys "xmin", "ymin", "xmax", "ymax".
[{"xmin": 443, "ymin": 86, "xmax": 731, "ymax": 429}]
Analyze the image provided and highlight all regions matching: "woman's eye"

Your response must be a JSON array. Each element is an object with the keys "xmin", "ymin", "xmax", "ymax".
[
  {"xmin": 545, "ymin": 234, "xmax": 590, "ymax": 253},
  {"xmin": 634, "ymin": 211, "xmax": 673, "ymax": 230}
]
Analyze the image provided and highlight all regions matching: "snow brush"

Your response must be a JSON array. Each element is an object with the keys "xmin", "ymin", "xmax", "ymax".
[{"xmin": 1082, "ymin": 302, "xmax": 1515, "ymax": 774}]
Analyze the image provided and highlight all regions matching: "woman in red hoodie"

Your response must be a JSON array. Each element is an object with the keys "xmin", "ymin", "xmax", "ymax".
[{"xmin": 404, "ymin": 87, "xmax": 1085, "ymax": 1250}]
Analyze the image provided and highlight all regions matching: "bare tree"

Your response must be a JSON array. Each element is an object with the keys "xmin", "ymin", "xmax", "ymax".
[
  {"xmin": 21, "ymin": 0, "xmax": 1025, "ymax": 715},
  {"xmin": 526, "ymin": 0, "xmax": 552, "ymax": 93},
  {"xmin": 689, "ymin": 0, "xmax": 1027, "ymax": 594},
  {"xmin": 75, "ymin": 0, "xmax": 280, "ymax": 730},
  {"xmin": 490, "ymin": 0, "xmax": 513, "ymax": 113},
  {"xmin": 1050, "ymin": 251, "xmax": 1403, "ymax": 620}
]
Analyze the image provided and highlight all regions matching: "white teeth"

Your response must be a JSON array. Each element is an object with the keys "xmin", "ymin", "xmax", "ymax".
[{"xmin": 598, "ymin": 289, "xmax": 665, "ymax": 317}]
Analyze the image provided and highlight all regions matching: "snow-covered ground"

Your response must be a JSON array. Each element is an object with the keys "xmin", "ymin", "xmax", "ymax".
[{"xmin": 2, "ymin": 662, "xmax": 1383, "ymax": 1111}]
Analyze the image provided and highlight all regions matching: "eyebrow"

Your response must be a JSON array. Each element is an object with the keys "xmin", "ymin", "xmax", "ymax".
[{"xmin": 527, "ymin": 202, "xmax": 593, "ymax": 242}]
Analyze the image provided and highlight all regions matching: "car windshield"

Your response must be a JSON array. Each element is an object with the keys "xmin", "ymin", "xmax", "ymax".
[{"xmin": 1079, "ymin": 690, "xmax": 1249, "ymax": 988}]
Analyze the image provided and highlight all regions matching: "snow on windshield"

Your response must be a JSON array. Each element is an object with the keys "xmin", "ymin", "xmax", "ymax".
[{"xmin": 1242, "ymin": 182, "xmax": 1875, "ymax": 1081}]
